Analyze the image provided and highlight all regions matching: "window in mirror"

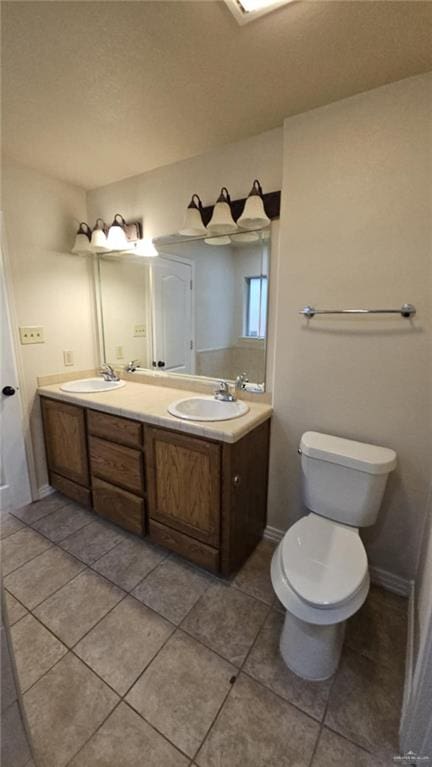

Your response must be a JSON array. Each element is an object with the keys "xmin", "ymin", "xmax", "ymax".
[{"xmin": 245, "ymin": 275, "xmax": 268, "ymax": 338}]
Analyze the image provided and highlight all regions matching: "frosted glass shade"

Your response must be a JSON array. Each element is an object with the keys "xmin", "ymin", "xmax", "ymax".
[
  {"xmin": 237, "ymin": 193, "xmax": 270, "ymax": 230},
  {"xmin": 107, "ymin": 214, "xmax": 129, "ymax": 250},
  {"xmin": 179, "ymin": 205, "xmax": 207, "ymax": 236},
  {"xmin": 204, "ymin": 235, "xmax": 231, "ymax": 246},
  {"xmin": 72, "ymin": 222, "xmax": 92, "ymax": 254},
  {"xmin": 90, "ymin": 219, "xmax": 109, "ymax": 253},
  {"xmin": 207, "ymin": 198, "xmax": 238, "ymax": 234}
]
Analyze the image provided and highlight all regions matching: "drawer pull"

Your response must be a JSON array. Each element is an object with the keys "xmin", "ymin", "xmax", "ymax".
[{"xmin": 233, "ymin": 474, "xmax": 241, "ymax": 486}]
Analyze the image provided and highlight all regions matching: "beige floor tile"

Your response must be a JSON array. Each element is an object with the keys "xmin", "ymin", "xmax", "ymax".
[
  {"xmin": 127, "ymin": 630, "xmax": 235, "ymax": 757},
  {"xmin": 5, "ymin": 591, "xmax": 28, "ymax": 625},
  {"xmin": 60, "ymin": 519, "xmax": 125, "ymax": 564},
  {"xmin": 24, "ymin": 652, "xmax": 118, "ymax": 767},
  {"xmin": 182, "ymin": 582, "xmax": 268, "ymax": 666},
  {"xmin": 75, "ymin": 596, "xmax": 173, "ymax": 694},
  {"xmin": 346, "ymin": 586, "xmax": 407, "ymax": 670},
  {"xmin": 34, "ymin": 569, "xmax": 125, "ymax": 646},
  {"xmin": 311, "ymin": 727, "xmax": 388, "ymax": 766},
  {"xmin": 4, "ymin": 546, "xmax": 85, "ymax": 609},
  {"xmin": 232, "ymin": 539, "xmax": 275, "ymax": 605},
  {"xmin": 2, "ymin": 529, "xmax": 52, "ymax": 575},
  {"xmin": 367, "ymin": 584, "xmax": 407, "ymax": 614},
  {"xmin": 132, "ymin": 556, "xmax": 214, "ymax": 624},
  {"xmin": 1, "ymin": 701, "xmax": 32, "ymax": 767},
  {"xmin": 196, "ymin": 673, "xmax": 319, "ymax": 767},
  {"xmin": 68, "ymin": 702, "xmax": 188, "ymax": 767},
  {"xmin": 11, "ymin": 613, "xmax": 67, "ymax": 692},
  {"xmin": 1, "ymin": 512, "xmax": 25, "ymax": 539},
  {"xmin": 93, "ymin": 536, "xmax": 168, "ymax": 591},
  {"xmin": 244, "ymin": 610, "xmax": 333, "ymax": 720},
  {"xmin": 325, "ymin": 649, "xmax": 402, "ymax": 756},
  {"xmin": 11, "ymin": 494, "xmax": 68, "ymax": 523},
  {"xmin": 32, "ymin": 503, "xmax": 94, "ymax": 542}
]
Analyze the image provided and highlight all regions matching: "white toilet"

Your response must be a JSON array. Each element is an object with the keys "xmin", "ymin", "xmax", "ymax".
[{"xmin": 271, "ymin": 431, "xmax": 397, "ymax": 681}]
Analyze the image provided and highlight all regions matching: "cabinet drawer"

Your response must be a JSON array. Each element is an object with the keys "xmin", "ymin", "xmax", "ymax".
[
  {"xmin": 50, "ymin": 472, "xmax": 92, "ymax": 508},
  {"xmin": 92, "ymin": 477, "xmax": 144, "ymax": 535},
  {"xmin": 87, "ymin": 410, "xmax": 142, "ymax": 448},
  {"xmin": 89, "ymin": 436, "xmax": 144, "ymax": 495},
  {"xmin": 149, "ymin": 520, "xmax": 220, "ymax": 574}
]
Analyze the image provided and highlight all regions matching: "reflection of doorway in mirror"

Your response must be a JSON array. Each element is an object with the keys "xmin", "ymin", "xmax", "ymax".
[{"xmin": 151, "ymin": 257, "xmax": 194, "ymax": 374}]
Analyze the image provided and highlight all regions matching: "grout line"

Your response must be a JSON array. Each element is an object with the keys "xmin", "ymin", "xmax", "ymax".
[{"xmin": 62, "ymin": 698, "xmax": 124, "ymax": 767}]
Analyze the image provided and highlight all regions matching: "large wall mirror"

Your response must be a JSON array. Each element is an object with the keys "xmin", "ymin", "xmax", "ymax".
[{"xmin": 96, "ymin": 226, "xmax": 271, "ymax": 390}]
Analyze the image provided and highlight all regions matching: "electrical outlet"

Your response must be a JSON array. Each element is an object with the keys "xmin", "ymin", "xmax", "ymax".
[
  {"xmin": 19, "ymin": 326, "xmax": 45, "ymax": 344},
  {"xmin": 115, "ymin": 345, "xmax": 124, "ymax": 359},
  {"xmin": 63, "ymin": 350, "xmax": 74, "ymax": 366},
  {"xmin": 134, "ymin": 323, "xmax": 146, "ymax": 337}
]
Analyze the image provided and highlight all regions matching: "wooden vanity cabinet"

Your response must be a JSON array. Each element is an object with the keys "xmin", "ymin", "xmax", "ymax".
[
  {"xmin": 41, "ymin": 398, "xmax": 91, "ymax": 507},
  {"xmin": 41, "ymin": 395, "xmax": 270, "ymax": 575}
]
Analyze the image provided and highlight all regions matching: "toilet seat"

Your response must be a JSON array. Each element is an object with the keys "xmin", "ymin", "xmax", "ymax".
[{"xmin": 280, "ymin": 514, "xmax": 368, "ymax": 609}]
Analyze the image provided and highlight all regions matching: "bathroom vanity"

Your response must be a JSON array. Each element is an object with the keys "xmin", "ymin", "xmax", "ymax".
[{"xmin": 39, "ymin": 383, "xmax": 271, "ymax": 575}]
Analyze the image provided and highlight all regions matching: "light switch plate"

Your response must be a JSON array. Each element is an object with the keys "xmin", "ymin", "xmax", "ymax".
[
  {"xmin": 19, "ymin": 326, "xmax": 45, "ymax": 344},
  {"xmin": 63, "ymin": 350, "xmax": 74, "ymax": 366},
  {"xmin": 134, "ymin": 323, "xmax": 146, "ymax": 337}
]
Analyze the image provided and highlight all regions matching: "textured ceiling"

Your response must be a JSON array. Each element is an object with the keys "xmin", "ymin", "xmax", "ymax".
[{"xmin": 2, "ymin": 1, "xmax": 432, "ymax": 190}]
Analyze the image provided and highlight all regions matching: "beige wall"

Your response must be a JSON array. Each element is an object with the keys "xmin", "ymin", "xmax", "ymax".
[
  {"xmin": 270, "ymin": 73, "xmax": 432, "ymax": 580},
  {"xmin": 2, "ymin": 159, "xmax": 97, "ymax": 491}
]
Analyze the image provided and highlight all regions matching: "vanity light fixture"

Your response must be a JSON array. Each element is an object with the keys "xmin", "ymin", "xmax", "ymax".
[
  {"xmin": 179, "ymin": 194, "xmax": 208, "ymax": 236},
  {"xmin": 72, "ymin": 222, "xmax": 92, "ymax": 254},
  {"xmin": 231, "ymin": 231, "xmax": 260, "ymax": 243},
  {"xmin": 90, "ymin": 218, "xmax": 109, "ymax": 253},
  {"xmin": 204, "ymin": 235, "xmax": 231, "ymax": 246},
  {"xmin": 237, "ymin": 179, "xmax": 270, "ymax": 230},
  {"xmin": 207, "ymin": 187, "xmax": 238, "ymax": 234}
]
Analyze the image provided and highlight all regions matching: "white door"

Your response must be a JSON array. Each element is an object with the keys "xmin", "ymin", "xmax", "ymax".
[
  {"xmin": 151, "ymin": 258, "xmax": 194, "ymax": 374},
  {"xmin": 0, "ymin": 216, "xmax": 32, "ymax": 511}
]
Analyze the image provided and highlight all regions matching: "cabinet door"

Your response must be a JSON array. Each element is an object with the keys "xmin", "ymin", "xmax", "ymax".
[
  {"xmin": 146, "ymin": 427, "xmax": 221, "ymax": 547},
  {"xmin": 41, "ymin": 398, "xmax": 89, "ymax": 486}
]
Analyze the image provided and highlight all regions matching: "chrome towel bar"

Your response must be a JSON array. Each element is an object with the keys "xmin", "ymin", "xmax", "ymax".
[{"xmin": 299, "ymin": 303, "xmax": 416, "ymax": 319}]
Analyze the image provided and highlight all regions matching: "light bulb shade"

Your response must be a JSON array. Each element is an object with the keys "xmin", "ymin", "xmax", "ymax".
[
  {"xmin": 179, "ymin": 194, "xmax": 207, "ymax": 236},
  {"xmin": 90, "ymin": 218, "xmax": 109, "ymax": 253},
  {"xmin": 207, "ymin": 187, "xmax": 238, "ymax": 234},
  {"xmin": 204, "ymin": 235, "xmax": 231, "ymax": 246},
  {"xmin": 237, "ymin": 179, "xmax": 270, "ymax": 230},
  {"xmin": 72, "ymin": 222, "xmax": 92, "ymax": 254},
  {"xmin": 107, "ymin": 213, "xmax": 129, "ymax": 250},
  {"xmin": 230, "ymin": 232, "xmax": 259, "ymax": 243}
]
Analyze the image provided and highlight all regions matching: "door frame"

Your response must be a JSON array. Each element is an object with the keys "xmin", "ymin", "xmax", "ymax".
[
  {"xmin": 0, "ymin": 212, "xmax": 36, "ymax": 504},
  {"xmin": 150, "ymin": 253, "xmax": 196, "ymax": 375}
]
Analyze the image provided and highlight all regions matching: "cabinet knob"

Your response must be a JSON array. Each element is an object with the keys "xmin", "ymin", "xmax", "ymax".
[{"xmin": 233, "ymin": 474, "xmax": 241, "ymax": 487}]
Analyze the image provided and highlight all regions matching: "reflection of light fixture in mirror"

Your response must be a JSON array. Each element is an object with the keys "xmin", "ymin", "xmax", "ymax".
[
  {"xmin": 204, "ymin": 235, "xmax": 231, "ymax": 246},
  {"xmin": 179, "ymin": 194, "xmax": 207, "ymax": 236},
  {"xmin": 72, "ymin": 222, "xmax": 92, "ymax": 254},
  {"xmin": 230, "ymin": 232, "xmax": 260, "ymax": 244},
  {"xmin": 107, "ymin": 214, "xmax": 129, "ymax": 250},
  {"xmin": 237, "ymin": 180, "xmax": 270, "ymax": 230},
  {"xmin": 134, "ymin": 237, "xmax": 159, "ymax": 257},
  {"xmin": 207, "ymin": 187, "xmax": 238, "ymax": 234},
  {"xmin": 90, "ymin": 218, "xmax": 109, "ymax": 253}
]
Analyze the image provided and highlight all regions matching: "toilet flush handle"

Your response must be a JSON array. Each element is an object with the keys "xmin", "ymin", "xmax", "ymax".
[{"xmin": 298, "ymin": 447, "xmax": 302, "ymax": 455}]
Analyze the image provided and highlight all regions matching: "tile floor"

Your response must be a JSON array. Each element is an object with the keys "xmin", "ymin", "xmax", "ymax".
[{"xmin": 2, "ymin": 494, "xmax": 407, "ymax": 767}]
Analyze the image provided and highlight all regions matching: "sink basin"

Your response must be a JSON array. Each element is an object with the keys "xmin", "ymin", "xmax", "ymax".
[
  {"xmin": 168, "ymin": 396, "xmax": 249, "ymax": 422},
  {"xmin": 60, "ymin": 378, "xmax": 126, "ymax": 393}
]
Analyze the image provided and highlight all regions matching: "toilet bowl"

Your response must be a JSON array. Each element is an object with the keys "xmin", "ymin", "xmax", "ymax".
[{"xmin": 271, "ymin": 431, "xmax": 396, "ymax": 681}]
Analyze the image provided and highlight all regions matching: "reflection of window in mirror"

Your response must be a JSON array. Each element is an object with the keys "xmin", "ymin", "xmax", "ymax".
[{"xmin": 245, "ymin": 276, "xmax": 268, "ymax": 338}]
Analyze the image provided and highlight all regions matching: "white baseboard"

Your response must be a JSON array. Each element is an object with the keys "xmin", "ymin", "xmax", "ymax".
[
  {"xmin": 38, "ymin": 484, "xmax": 55, "ymax": 500},
  {"xmin": 401, "ymin": 581, "xmax": 416, "ymax": 727},
  {"xmin": 264, "ymin": 525, "xmax": 412, "ymax": 597}
]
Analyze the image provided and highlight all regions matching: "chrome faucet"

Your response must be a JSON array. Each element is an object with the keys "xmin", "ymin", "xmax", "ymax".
[
  {"xmin": 235, "ymin": 373, "xmax": 248, "ymax": 392},
  {"xmin": 214, "ymin": 380, "xmax": 236, "ymax": 402},
  {"xmin": 125, "ymin": 360, "xmax": 140, "ymax": 373},
  {"xmin": 99, "ymin": 363, "xmax": 120, "ymax": 382}
]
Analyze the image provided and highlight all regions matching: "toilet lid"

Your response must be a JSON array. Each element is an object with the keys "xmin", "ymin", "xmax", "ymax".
[{"xmin": 281, "ymin": 515, "xmax": 368, "ymax": 609}]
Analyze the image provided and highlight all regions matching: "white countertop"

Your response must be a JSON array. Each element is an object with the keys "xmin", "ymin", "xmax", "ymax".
[{"xmin": 37, "ymin": 380, "xmax": 272, "ymax": 444}]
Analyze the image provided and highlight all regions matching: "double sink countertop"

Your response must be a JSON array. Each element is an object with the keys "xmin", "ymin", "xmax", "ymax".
[{"xmin": 37, "ymin": 380, "xmax": 273, "ymax": 444}]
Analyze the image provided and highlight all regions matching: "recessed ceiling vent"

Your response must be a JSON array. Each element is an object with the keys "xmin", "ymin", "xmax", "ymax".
[{"xmin": 225, "ymin": 0, "xmax": 296, "ymax": 25}]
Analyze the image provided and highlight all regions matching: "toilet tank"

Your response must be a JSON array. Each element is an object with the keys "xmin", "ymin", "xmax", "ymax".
[{"xmin": 300, "ymin": 432, "xmax": 397, "ymax": 527}]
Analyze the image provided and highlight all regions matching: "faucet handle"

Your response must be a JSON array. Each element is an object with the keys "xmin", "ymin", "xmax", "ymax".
[
  {"xmin": 235, "ymin": 373, "xmax": 249, "ymax": 390},
  {"xmin": 215, "ymin": 380, "xmax": 229, "ymax": 393}
]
